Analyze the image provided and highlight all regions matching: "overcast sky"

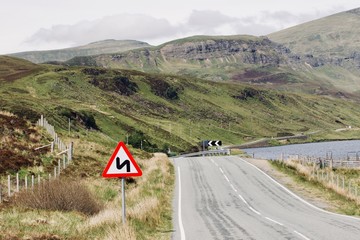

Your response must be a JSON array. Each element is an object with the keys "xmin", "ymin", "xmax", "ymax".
[{"xmin": 0, "ymin": 0, "xmax": 359, "ymax": 54}]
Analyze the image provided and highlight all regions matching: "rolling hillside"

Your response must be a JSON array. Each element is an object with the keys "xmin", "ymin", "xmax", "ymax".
[
  {"xmin": 1, "ymin": 56, "xmax": 360, "ymax": 153},
  {"xmin": 9, "ymin": 39, "xmax": 151, "ymax": 63},
  {"xmin": 268, "ymin": 7, "xmax": 360, "ymax": 94},
  {"xmin": 268, "ymin": 8, "xmax": 360, "ymax": 60}
]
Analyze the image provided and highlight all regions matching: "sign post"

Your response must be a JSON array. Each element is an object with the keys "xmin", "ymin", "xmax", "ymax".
[
  {"xmin": 102, "ymin": 141, "xmax": 142, "ymax": 224},
  {"xmin": 121, "ymin": 178, "xmax": 126, "ymax": 224}
]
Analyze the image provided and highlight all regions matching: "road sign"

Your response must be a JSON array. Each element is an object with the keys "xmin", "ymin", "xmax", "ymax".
[
  {"xmin": 208, "ymin": 140, "xmax": 222, "ymax": 147},
  {"xmin": 102, "ymin": 141, "xmax": 142, "ymax": 178}
]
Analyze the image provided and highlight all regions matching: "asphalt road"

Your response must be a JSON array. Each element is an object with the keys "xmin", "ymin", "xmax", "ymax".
[{"xmin": 172, "ymin": 156, "xmax": 360, "ymax": 240}]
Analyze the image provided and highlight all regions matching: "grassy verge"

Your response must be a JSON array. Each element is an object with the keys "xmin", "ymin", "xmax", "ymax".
[
  {"xmin": 0, "ymin": 147, "xmax": 174, "ymax": 239},
  {"xmin": 81, "ymin": 153, "xmax": 174, "ymax": 240},
  {"xmin": 270, "ymin": 160, "xmax": 360, "ymax": 216}
]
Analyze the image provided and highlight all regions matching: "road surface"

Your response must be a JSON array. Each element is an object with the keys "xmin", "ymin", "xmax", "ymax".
[{"xmin": 172, "ymin": 156, "xmax": 360, "ymax": 240}]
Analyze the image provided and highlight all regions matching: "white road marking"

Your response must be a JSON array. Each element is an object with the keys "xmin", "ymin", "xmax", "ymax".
[
  {"xmin": 219, "ymin": 167, "xmax": 224, "ymax": 174},
  {"xmin": 294, "ymin": 230, "xmax": 311, "ymax": 240},
  {"xmin": 239, "ymin": 158, "xmax": 360, "ymax": 221},
  {"xmin": 238, "ymin": 194, "xmax": 248, "ymax": 204},
  {"xmin": 249, "ymin": 206, "xmax": 261, "ymax": 215},
  {"xmin": 178, "ymin": 167, "xmax": 186, "ymax": 240},
  {"xmin": 230, "ymin": 184, "xmax": 237, "ymax": 192},
  {"xmin": 224, "ymin": 175, "xmax": 230, "ymax": 183},
  {"xmin": 265, "ymin": 217, "xmax": 284, "ymax": 226}
]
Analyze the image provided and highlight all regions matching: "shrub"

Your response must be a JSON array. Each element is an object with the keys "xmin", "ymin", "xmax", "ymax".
[{"xmin": 15, "ymin": 179, "xmax": 102, "ymax": 215}]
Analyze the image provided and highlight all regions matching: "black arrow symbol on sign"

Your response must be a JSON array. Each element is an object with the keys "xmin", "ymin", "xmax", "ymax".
[{"xmin": 116, "ymin": 157, "xmax": 130, "ymax": 172}]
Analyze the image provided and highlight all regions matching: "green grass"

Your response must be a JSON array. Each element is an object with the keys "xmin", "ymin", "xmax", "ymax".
[{"xmin": 2, "ymin": 57, "xmax": 360, "ymax": 153}]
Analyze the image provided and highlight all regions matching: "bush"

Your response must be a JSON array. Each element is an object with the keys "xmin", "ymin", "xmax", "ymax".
[{"xmin": 15, "ymin": 179, "xmax": 102, "ymax": 215}]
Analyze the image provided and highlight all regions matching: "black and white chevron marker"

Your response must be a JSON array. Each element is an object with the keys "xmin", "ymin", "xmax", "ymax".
[{"xmin": 208, "ymin": 140, "xmax": 222, "ymax": 147}]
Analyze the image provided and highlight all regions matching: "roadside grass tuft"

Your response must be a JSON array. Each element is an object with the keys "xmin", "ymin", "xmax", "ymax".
[{"xmin": 15, "ymin": 178, "xmax": 103, "ymax": 216}]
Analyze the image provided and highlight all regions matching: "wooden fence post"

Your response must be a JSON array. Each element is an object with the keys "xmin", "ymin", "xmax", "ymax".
[
  {"xmin": 8, "ymin": 175, "xmax": 11, "ymax": 197},
  {"xmin": 349, "ymin": 180, "xmax": 351, "ymax": 195},
  {"xmin": 31, "ymin": 175, "xmax": 34, "ymax": 190},
  {"xmin": 25, "ymin": 175, "xmax": 28, "ymax": 190},
  {"xmin": 54, "ymin": 167, "xmax": 57, "ymax": 179},
  {"xmin": 16, "ymin": 173, "xmax": 19, "ymax": 192},
  {"xmin": 58, "ymin": 160, "xmax": 61, "ymax": 176}
]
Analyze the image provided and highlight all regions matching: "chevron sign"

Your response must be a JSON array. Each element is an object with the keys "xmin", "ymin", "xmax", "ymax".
[{"xmin": 208, "ymin": 140, "xmax": 222, "ymax": 147}]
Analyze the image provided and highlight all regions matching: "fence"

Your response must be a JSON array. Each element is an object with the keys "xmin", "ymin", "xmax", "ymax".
[
  {"xmin": 278, "ymin": 156, "xmax": 360, "ymax": 201},
  {"xmin": 0, "ymin": 115, "xmax": 74, "ymax": 203},
  {"xmin": 284, "ymin": 154, "xmax": 360, "ymax": 169}
]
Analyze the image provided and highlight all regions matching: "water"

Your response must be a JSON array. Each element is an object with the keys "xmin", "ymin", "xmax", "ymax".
[{"xmin": 242, "ymin": 140, "xmax": 360, "ymax": 160}]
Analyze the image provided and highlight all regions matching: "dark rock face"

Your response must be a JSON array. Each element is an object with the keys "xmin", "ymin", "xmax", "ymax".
[{"xmin": 159, "ymin": 37, "xmax": 290, "ymax": 65}]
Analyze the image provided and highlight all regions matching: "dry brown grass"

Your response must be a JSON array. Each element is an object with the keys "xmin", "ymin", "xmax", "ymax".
[
  {"xmin": 15, "ymin": 178, "xmax": 103, "ymax": 216},
  {"xmin": 283, "ymin": 160, "xmax": 360, "ymax": 204},
  {"xmin": 80, "ymin": 153, "xmax": 174, "ymax": 239},
  {"xmin": 105, "ymin": 223, "xmax": 137, "ymax": 240}
]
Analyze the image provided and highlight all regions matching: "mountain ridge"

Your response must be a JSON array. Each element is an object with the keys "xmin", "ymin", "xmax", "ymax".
[{"xmin": 9, "ymin": 39, "xmax": 151, "ymax": 63}]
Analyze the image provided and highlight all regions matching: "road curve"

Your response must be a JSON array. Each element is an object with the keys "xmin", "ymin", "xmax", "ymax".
[{"xmin": 172, "ymin": 156, "xmax": 360, "ymax": 240}]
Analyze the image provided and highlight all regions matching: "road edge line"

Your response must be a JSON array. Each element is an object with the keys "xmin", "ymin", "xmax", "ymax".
[
  {"xmin": 240, "ymin": 158, "xmax": 360, "ymax": 221},
  {"xmin": 178, "ymin": 166, "xmax": 186, "ymax": 240}
]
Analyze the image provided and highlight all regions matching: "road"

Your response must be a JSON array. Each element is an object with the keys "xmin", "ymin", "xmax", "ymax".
[{"xmin": 172, "ymin": 156, "xmax": 360, "ymax": 240}]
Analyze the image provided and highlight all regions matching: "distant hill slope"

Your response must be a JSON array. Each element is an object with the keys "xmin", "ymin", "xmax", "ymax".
[
  {"xmin": 2, "ymin": 59, "xmax": 360, "ymax": 151},
  {"xmin": 268, "ymin": 7, "xmax": 360, "ymax": 95},
  {"xmin": 63, "ymin": 34, "xmax": 360, "ymax": 96},
  {"xmin": 9, "ymin": 39, "xmax": 151, "ymax": 63},
  {"xmin": 61, "ymin": 8, "xmax": 360, "ymax": 96},
  {"xmin": 65, "ymin": 35, "xmax": 306, "ymax": 85},
  {"xmin": 268, "ymin": 8, "xmax": 360, "ymax": 59},
  {"xmin": 0, "ymin": 56, "xmax": 42, "ymax": 81}
]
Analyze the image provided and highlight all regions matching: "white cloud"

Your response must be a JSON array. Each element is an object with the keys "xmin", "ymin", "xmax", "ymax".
[
  {"xmin": 23, "ymin": 6, "xmax": 358, "ymax": 49},
  {"xmin": 26, "ymin": 14, "xmax": 178, "ymax": 47}
]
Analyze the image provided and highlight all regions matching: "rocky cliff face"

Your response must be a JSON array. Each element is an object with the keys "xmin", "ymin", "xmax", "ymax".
[
  {"xmin": 158, "ymin": 37, "xmax": 290, "ymax": 64},
  {"xmin": 65, "ymin": 36, "xmax": 301, "ymax": 83}
]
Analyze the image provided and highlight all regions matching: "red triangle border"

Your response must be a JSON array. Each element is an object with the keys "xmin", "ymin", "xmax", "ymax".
[{"xmin": 102, "ymin": 142, "xmax": 142, "ymax": 178}]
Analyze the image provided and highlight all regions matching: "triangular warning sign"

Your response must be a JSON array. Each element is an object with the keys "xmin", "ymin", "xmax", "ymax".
[{"xmin": 102, "ymin": 142, "xmax": 142, "ymax": 178}]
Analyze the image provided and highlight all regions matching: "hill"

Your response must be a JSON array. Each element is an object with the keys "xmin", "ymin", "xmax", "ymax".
[
  {"xmin": 2, "ymin": 56, "xmax": 360, "ymax": 153},
  {"xmin": 64, "ymin": 34, "xmax": 360, "ymax": 96},
  {"xmin": 268, "ymin": 8, "xmax": 360, "ymax": 94},
  {"xmin": 0, "ymin": 55, "xmax": 42, "ymax": 81},
  {"xmin": 268, "ymin": 8, "xmax": 360, "ymax": 60},
  {"xmin": 9, "ymin": 39, "xmax": 150, "ymax": 63}
]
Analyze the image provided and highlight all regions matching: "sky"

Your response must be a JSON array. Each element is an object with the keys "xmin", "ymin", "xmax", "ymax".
[{"xmin": 0, "ymin": 0, "xmax": 359, "ymax": 54}]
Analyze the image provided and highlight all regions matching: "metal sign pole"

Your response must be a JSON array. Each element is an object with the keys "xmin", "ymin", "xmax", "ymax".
[{"xmin": 121, "ymin": 177, "xmax": 126, "ymax": 224}]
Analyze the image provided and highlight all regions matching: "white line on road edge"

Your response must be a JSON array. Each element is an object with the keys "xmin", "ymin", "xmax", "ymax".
[
  {"xmin": 294, "ymin": 230, "xmax": 311, "ymax": 240},
  {"xmin": 265, "ymin": 217, "xmax": 284, "ymax": 226},
  {"xmin": 178, "ymin": 167, "xmax": 186, "ymax": 240},
  {"xmin": 249, "ymin": 206, "xmax": 261, "ymax": 215},
  {"xmin": 230, "ymin": 184, "xmax": 237, "ymax": 192},
  {"xmin": 239, "ymin": 158, "xmax": 360, "ymax": 221},
  {"xmin": 238, "ymin": 194, "xmax": 248, "ymax": 204},
  {"xmin": 219, "ymin": 167, "xmax": 224, "ymax": 174},
  {"xmin": 224, "ymin": 175, "xmax": 230, "ymax": 183}
]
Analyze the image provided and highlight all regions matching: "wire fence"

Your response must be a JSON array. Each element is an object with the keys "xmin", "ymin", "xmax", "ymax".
[
  {"xmin": 277, "ymin": 155, "xmax": 360, "ymax": 202},
  {"xmin": 0, "ymin": 115, "xmax": 74, "ymax": 203}
]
